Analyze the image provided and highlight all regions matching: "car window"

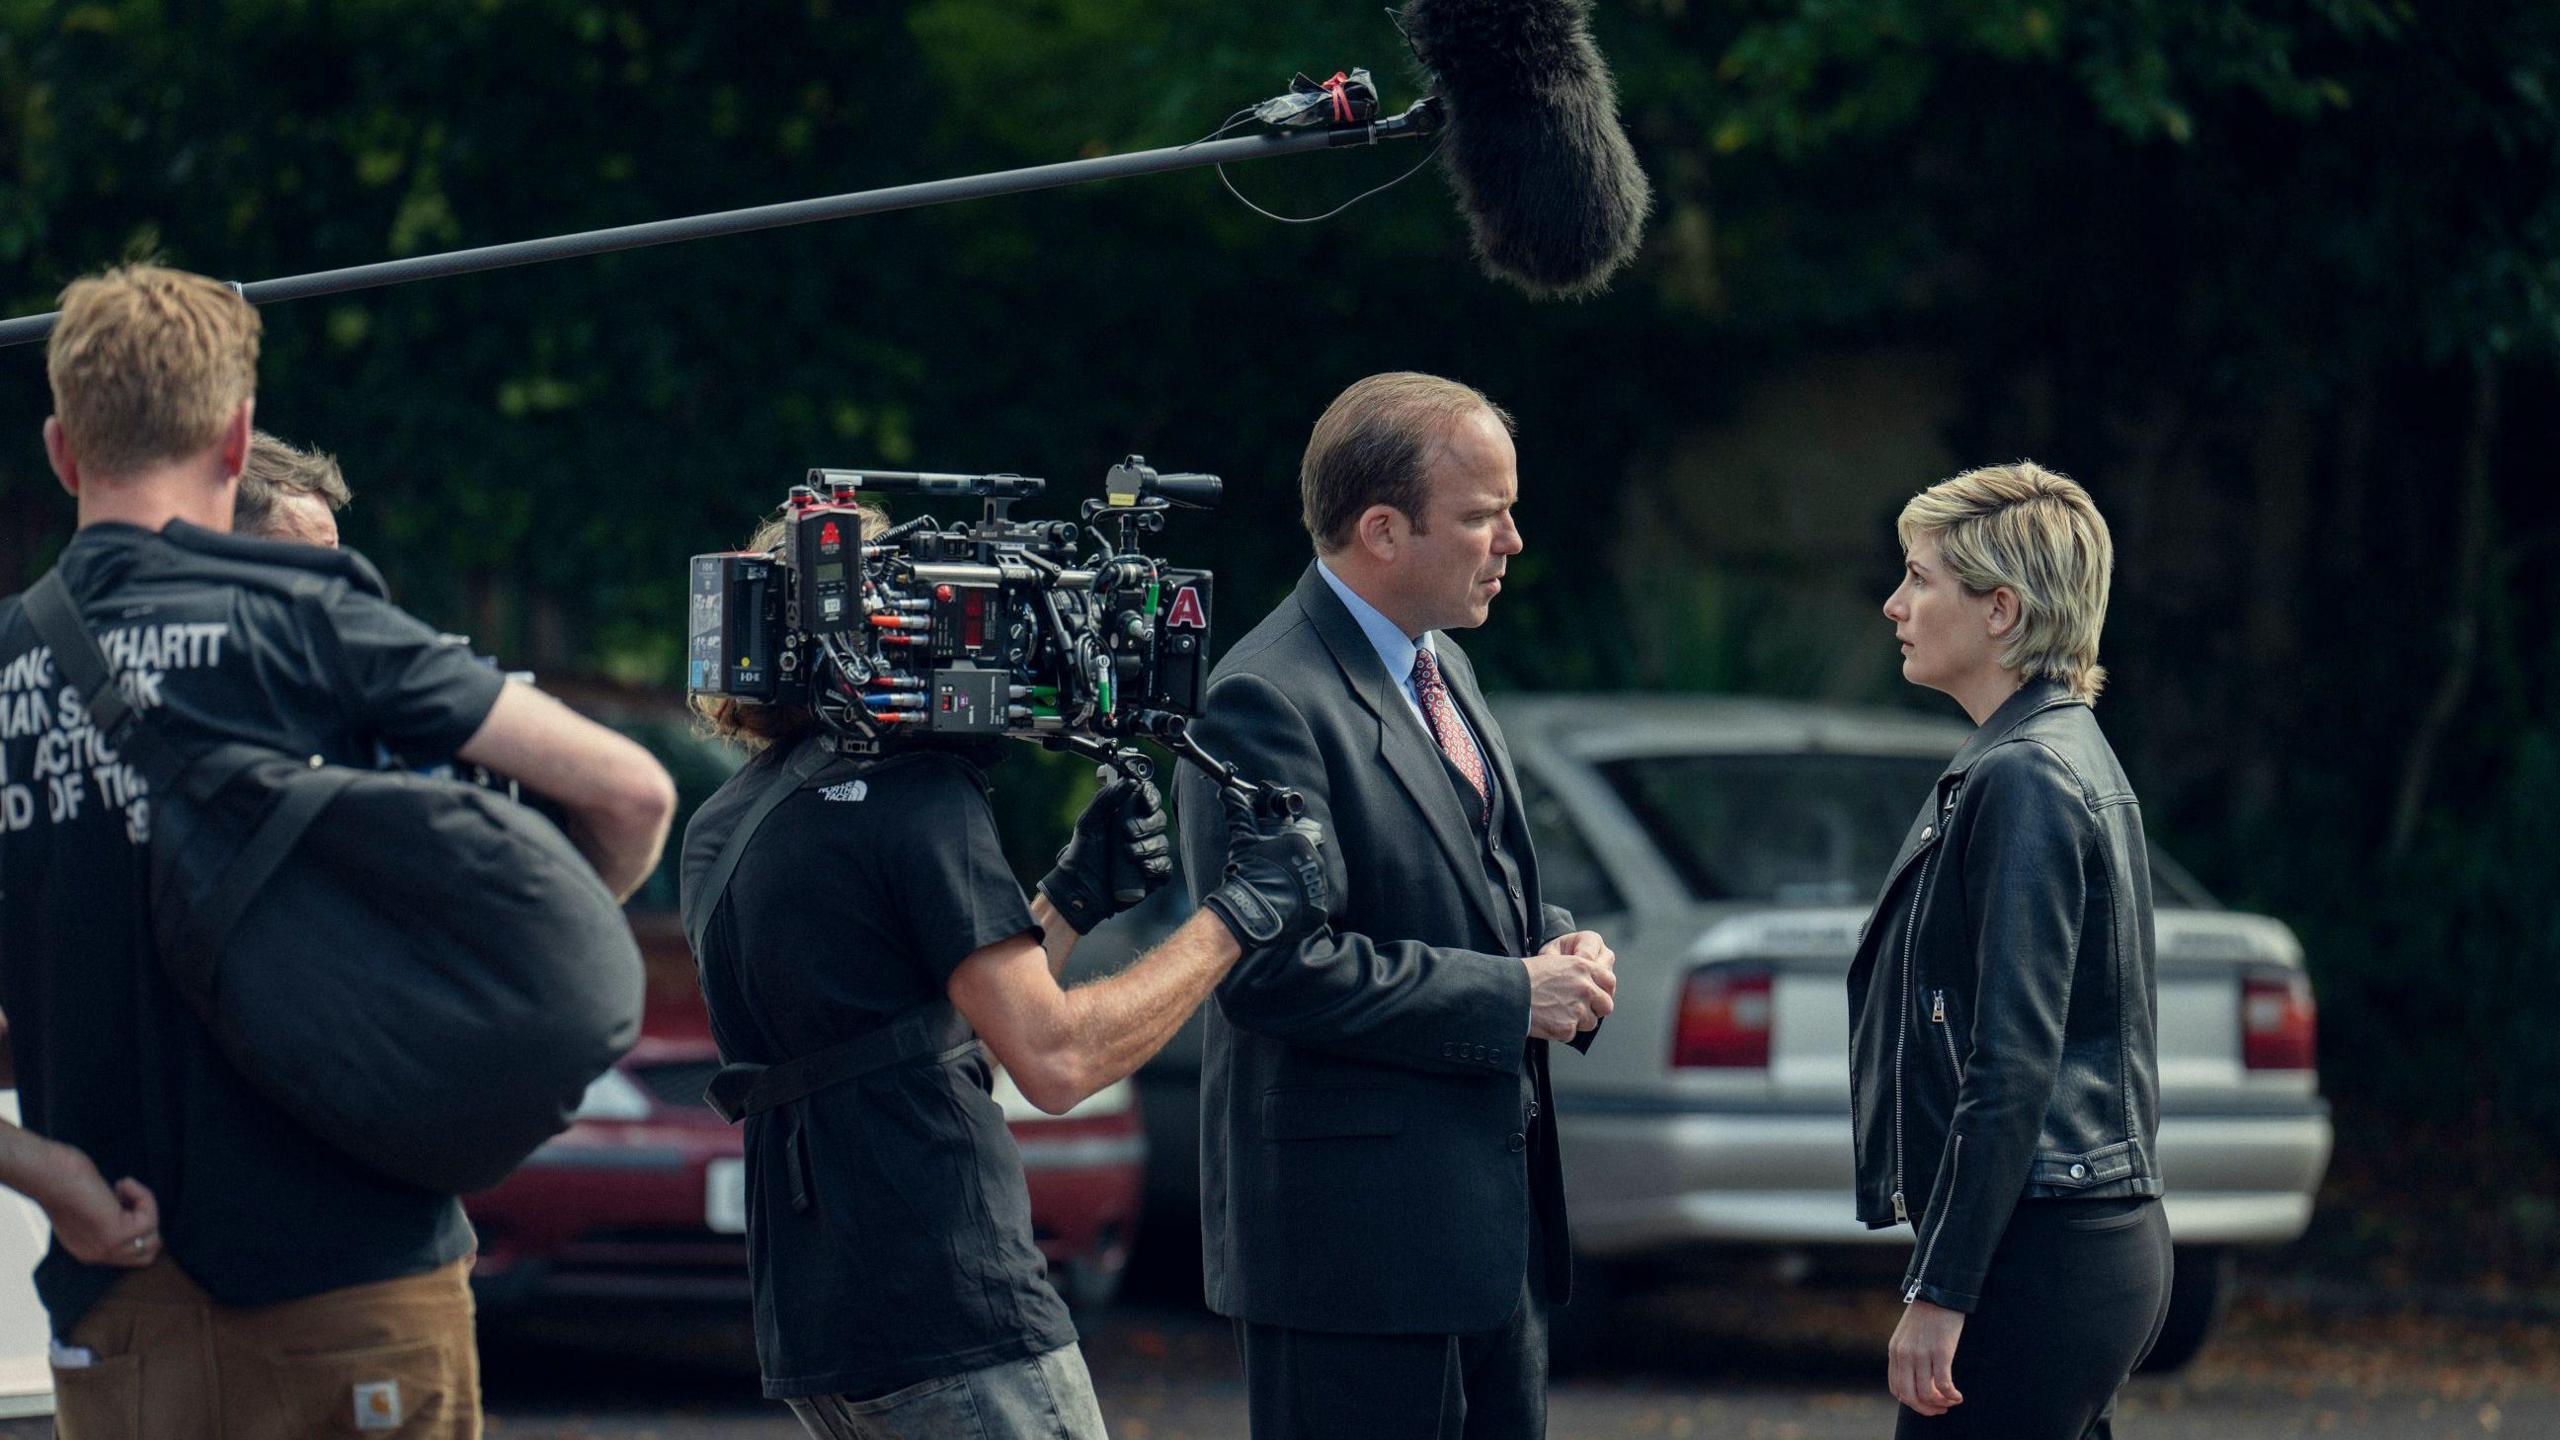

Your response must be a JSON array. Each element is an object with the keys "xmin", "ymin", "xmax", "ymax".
[
  {"xmin": 1598, "ymin": 753, "xmax": 1947, "ymax": 905},
  {"xmin": 1517, "ymin": 769, "xmax": 1624, "ymax": 920},
  {"xmin": 2146, "ymin": 841, "xmax": 2219, "ymax": 910}
]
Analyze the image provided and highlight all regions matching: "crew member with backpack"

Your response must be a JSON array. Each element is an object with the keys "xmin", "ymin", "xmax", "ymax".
[{"xmin": 0, "ymin": 265, "xmax": 677, "ymax": 1440}]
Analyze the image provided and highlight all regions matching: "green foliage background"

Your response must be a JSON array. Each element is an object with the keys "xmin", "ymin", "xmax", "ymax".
[{"xmin": 3, "ymin": 0, "xmax": 2554, "ymax": 1278}]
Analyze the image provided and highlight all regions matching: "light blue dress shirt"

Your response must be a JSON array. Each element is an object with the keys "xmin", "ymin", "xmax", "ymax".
[{"xmin": 1315, "ymin": 559, "xmax": 1485, "ymax": 778}]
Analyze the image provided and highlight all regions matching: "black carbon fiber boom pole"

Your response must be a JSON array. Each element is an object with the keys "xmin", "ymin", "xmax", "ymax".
[{"xmin": 0, "ymin": 101, "xmax": 1439, "ymax": 350}]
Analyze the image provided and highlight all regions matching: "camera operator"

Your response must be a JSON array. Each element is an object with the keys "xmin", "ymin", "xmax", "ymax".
[
  {"xmin": 0, "ymin": 264, "xmax": 677, "ymax": 1439},
  {"xmin": 233, "ymin": 429, "xmax": 350, "ymax": 546},
  {"xmin": 682, "ymin": 509, "xmax": 1329, "ymax": 1440}
]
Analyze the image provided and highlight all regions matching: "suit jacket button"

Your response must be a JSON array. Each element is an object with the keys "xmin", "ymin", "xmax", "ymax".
[{"xmin": 1506, "ymin": 1132, "xmax": 1526, "ymax": 1153}]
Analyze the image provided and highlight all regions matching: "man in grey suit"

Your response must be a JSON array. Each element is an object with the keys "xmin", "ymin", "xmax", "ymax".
[{"xmin": 1178, "ymin": 372, "xmax": 1618, "ymax": 1439}]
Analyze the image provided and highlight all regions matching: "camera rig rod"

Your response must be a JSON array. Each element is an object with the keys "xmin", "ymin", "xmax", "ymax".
[
  {"xmin": 0, "ymin": 99, "xmax": 1442, "ymax": 350},
  {"xmin": 1047, "ymin": 712, "xmax": 1306, "ymax": 826}
]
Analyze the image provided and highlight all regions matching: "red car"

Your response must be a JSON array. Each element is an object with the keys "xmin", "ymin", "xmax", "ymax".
[{"xmin": 466, "ymin": 898, "xmax": 1146, "ymax": 1314}]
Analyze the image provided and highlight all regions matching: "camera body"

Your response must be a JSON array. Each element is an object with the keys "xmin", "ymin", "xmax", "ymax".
[{"xmin": 688, "ymin": 458, "xmax": 1218, "ymax": 754}]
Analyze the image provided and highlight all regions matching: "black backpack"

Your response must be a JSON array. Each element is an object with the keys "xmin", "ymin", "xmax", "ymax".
[{"xmin": 24, "ymin": 567, "xmax": 644, "ymax": 1196}]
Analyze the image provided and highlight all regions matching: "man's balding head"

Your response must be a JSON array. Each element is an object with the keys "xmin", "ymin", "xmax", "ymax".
[{"xmin": 236, "ymin": 430, "xmax": 351, "ymax": 547}]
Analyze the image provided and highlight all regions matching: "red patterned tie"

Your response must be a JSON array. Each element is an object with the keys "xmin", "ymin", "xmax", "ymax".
[{"xmin": 1410, "ymin": 648, "xmax": 1487, "ymax": 808}]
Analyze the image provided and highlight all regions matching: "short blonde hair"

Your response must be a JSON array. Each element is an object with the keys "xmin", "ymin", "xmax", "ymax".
[
  {"xmin": 46, "ymin": 265, "xmax": 260, "ymax": 479},
  {"xmin": 1897, "ymin": 462, "xmax": 2113, "ymax": 702},
  {"xmin": 690, "ymin": 502, "xmax": 891, "ymax": 750}
]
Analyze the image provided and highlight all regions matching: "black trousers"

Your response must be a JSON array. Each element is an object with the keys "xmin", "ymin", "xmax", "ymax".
[
  {"xmin": 1235, "ymin": 1235, "xmax": 1550, "ymax": 1440},
  {"xmin": 1897, "ymin": 1196, "xmax": 2174, "ymax": 1440}
]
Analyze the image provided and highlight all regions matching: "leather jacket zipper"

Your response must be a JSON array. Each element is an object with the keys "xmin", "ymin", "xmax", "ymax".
[
  {"xmin": 1932, "ymin": 988, "xmax": 1960, "ymax": 1081},
  {"xmin": 1906, "ymin": 1133, "xmax": 1962, "ymax": 1303},
  {"xmin": 1891, "ymin": 850, "xmax": 1938, "ymax": 1226}
]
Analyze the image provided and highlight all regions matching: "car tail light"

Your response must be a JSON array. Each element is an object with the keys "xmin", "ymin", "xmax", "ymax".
[
  {"xmin": 2242, "ymin": 969, "xmax": 2318, "ymax": 1071},
  {"xmin": 1673, "ymin": 966, "xmax": 1773, "ymax": 1068}
]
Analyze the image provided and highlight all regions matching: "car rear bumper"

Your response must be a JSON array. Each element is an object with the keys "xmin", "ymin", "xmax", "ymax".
[
  {"xmin": 1019, "ymin": 1118, "xmax": 1147, "ymax": 1274},
  {"xmin": 1557, "ymin": 1100, "xmax": 2332, "ymax": 1257},
  {"xmin": 469, "ymin": 1115, "xmax": 1149, "ymax": 1311}
]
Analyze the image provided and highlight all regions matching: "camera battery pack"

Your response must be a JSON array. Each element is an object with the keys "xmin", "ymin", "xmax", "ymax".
[
  {"xmin": 689, "ymin": 552, "xmax": 781, "ymax": 700},
  {"xmin": 785, "ymin": 505, "xmax": 866, "ymax": 638}
]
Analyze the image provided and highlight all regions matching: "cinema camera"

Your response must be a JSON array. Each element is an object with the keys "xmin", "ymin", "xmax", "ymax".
[{"xmin": 688, "ymin": 458, "xmax": 1300, "ymax": 816}]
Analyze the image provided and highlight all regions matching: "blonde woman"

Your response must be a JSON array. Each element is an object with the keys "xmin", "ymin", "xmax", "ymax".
[{"xmin": 1848, "ymin": 463, "xmax": 2170, "ymax": 1437}]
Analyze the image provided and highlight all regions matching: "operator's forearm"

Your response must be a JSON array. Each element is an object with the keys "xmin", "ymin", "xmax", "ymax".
[
  {"xmin": 1032, "ymin": 894, "xmax": 1079, "ymax": 978},
  {"xmin": 1055, "ymin": 909, "xmax": 1239, "ymax": 1098},
  {"xmin": 561, "ymin": 808, "xmax": 668, "ymax": 901}
]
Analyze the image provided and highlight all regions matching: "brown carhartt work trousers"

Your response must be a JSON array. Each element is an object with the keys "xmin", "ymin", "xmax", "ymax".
[{"xmin": 49, "ymin": 1255, "xmax": 480, "ymax": 1439}]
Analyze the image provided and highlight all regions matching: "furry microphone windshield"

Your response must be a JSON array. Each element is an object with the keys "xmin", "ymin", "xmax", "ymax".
[{"xmin": 1402, "ymin": 0, "xmax": 1655, "ymax": 300}]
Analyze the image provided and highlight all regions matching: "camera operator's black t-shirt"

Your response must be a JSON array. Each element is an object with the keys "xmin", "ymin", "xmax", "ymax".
[
  {"xmin": 0, "ymin": 521, "xmax": 507, "ymax": 1337},
  {"xmin": 682, "ymin": 742, "xmax": 1075, "ymax": 1400}
]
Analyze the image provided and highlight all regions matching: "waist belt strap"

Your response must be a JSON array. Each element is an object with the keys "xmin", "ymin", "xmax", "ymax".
[{"xmin": 704, "ymin": 1000, "xmax": 978, "ymax": 1122}]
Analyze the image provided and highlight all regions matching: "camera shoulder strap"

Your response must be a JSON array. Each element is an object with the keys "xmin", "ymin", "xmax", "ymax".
[
  {"xmin": 687, "ymin": 734, "xmax": 982, "ymax": 1123},
  {"xmin": 683, "ymin": 733, "xmax": 837, "ymax": 960}
]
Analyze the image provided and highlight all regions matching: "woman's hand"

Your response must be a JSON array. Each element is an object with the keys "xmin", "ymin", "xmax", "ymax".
[{"xmin": 1887, "ymin": 1298, "xmax": 1966, "ymax": 1416}]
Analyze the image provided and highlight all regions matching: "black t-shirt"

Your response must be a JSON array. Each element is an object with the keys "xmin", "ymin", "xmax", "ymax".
[
  {"xmin": 682, "ymin": 741, "xmax": 1075, "ymax": 1400},
  {"xmin": 0, "ymin": 521, "xmax": 506, "ymax": 1336}
]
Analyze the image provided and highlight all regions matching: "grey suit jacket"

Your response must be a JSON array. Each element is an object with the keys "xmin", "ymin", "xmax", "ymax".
[{"xmin": 1179, "ymin": 563, "xmax": 1579, "ymax": 1335}]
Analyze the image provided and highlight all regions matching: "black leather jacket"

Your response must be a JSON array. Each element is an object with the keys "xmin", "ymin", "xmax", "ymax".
[{"xmin": 1847, "ymin": 680, "xmax": 2162, "ymax": 1312}]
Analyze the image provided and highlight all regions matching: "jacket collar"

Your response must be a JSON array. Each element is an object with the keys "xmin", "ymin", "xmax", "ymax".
[
  {"xmin": 1855, "ymin": 679, "xmax": 2083, "ymax": 937},
  {"xmin": 1941, "ymin": 678, "xmax": 2082, "ymax": 779},
  {"xmin": 1291, "ymin": 563, "xmax": 1511, "ymax": 941},
  {"xmin": 160, "ymin": 517, "xmax": 392, "ymax": 598}
]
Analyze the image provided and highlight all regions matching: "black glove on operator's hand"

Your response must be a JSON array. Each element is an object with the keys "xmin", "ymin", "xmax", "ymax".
[
  {"xmin": 1202, "ymin": 787, "xmax": 1329, "ymax": 949},
  {"xmin": 1038, "ymin": 772, "xmax": 1172, "ymax": 934}
]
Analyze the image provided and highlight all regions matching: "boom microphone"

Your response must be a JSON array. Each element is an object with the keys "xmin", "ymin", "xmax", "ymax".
[
  {"xmin": 0, "ymin": 8, "xmax": 1654, "ymax": 346},
  {"xmin": 1403, "ymin": 0, "xmax": 1654, "ymax": 300}
]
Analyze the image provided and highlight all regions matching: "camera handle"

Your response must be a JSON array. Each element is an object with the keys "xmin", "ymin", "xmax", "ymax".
[{"xmin": 1042, "ymin": 716, "xmax": 1307, "ymax": 825}]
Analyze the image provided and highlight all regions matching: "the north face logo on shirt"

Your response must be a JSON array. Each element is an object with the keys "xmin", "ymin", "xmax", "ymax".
[{"xmin": 821, "ymin": 778, "xmax": 869, "ymax": 803}]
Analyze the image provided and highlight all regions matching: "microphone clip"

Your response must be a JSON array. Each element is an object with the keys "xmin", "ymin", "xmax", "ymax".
[{"xmin": 1252, "ymin": 69, "xmax": 1382, "ymax": 131}]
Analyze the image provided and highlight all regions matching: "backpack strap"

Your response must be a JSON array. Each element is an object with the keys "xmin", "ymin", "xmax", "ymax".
[
  {"xmin": 21, "ymin": 571, "xmax": 186, "ymax": 794},
  {"xmin": 176, "ymin": 758, "xmax": 366, "ymax": 993},
  {"xmin": 18, "ymin": 570, "xmax": 199, "ymax": 1196}
]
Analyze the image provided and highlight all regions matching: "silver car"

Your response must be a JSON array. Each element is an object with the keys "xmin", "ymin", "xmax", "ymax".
[{"xmin": 1095, "ymin": 693, "xmax": 2331, "ymax": 1371}]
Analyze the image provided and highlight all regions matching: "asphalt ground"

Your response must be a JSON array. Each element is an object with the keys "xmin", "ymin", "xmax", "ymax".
[{"xmin": 477, "ymin": 1284, "xmax": 2560, "ymax": 1439}]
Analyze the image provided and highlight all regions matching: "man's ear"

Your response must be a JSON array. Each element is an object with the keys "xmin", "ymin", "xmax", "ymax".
[
  {"xmin": 1353, "ymin": 504, "xmax": 1406, "ymax": 562},
  {"xmin": 218, "ymin": 398, "xmax": 254, "ymax": 480},
  {"xmin": 42, "ymin": 417, "xmax": 78, "ymax": 497}
]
